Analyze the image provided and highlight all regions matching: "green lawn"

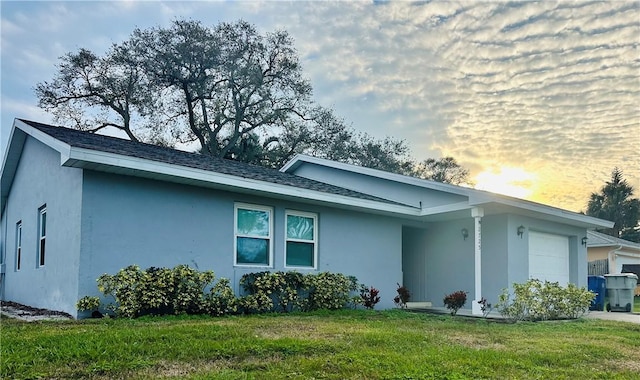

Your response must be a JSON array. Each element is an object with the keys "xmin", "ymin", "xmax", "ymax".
[
  {"xmin": 2, "ymin": 310, "xmax": 639, "ymax": 379},
  {"xmin": 635, "ymin": 295, "xmax": 640, "ymax": 312}
]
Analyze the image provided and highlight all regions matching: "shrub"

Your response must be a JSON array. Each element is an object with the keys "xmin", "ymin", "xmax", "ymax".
[
  {"xmin": 172, "ymin": 264, "xmax": 215, "ymax": 314},
  {"xmin": 76, "ymin": 296, "xmax": 101, "ymax": 312},
  {"xmin": 477, "ymin": 297, "xmax": 493, "ymax": 318},
  {"xmin": 393, "ymin": 283, "xmax": 411, "ymax": 309},
  {"xmin": 81, "ymin": 264, "xmax": 361, "ymax": 318},
  {"xmin": 239, "ymin": 271, "xmax": 306, "ymax": 313},
  {"xmin": 204, "ymin": 278, "xmax": 238, "ymax": 316},
  {"xmin": 443, "ymin": 290, "xmax": 467, "ymax": 315},
  {"xmin": 359, "ymin": 285, "xmax": 381, "ymax": 310},
  {"xmin": 496, "ymin": 279, "xmax": 595, "ymax": 321},
  {"xmin": 92, "ymin": 264, "xmax": 218, "ymax": 318},
  {"xmin": 305, "ymin": 272, "xmax": 359, "ymax": 311}
]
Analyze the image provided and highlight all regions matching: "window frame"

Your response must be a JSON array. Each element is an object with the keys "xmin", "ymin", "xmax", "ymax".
[
  {"xmin": 284, "ymin": 210, "xmax": 318, "ymax": 269},
  {"xmin": 15, "ymin": 221, "xmax": 22, "ymax": 271},
  {"xmin": 233, "ymin": 203, "xmax": 274, "ymax": 268},
  {"xmin": 37, "ymin": 205, "xmax": 46, "ymax": 268}
]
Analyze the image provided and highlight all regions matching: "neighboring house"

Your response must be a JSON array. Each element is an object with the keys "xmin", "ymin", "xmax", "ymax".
[
  {"xmin": 0, "ymin": 119, "xmax": 613, "ymax": 318},
  {"xmin": 587, "ymin": 230, "xmax": 640, "ymax": 295}
]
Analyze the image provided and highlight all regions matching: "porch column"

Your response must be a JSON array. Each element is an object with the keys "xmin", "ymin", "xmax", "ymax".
[{"xmin": 471, "ymin": 207, "xmax": 484, "ymax": 315}]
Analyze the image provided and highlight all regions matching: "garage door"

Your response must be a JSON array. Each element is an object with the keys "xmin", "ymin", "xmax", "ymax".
[{"xmin": 529, "ymin": 231, "xmax": 570, "ymax": 286}]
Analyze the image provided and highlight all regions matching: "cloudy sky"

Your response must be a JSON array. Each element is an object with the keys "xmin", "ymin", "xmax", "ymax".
[{"xmin": 1, "ymin": 1, "xmax": 639, "ymax": 212}]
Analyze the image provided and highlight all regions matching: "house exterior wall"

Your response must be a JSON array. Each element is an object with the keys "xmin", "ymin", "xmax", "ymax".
[
  {"xmin": 588, "ymin": 246, "xmax": 640, "ymax": 274},
  {"xmin": 78, "ymin": 171, "xmax": 404, "ymax": 315},
  {"xmin": 0, "ymin": 137, "xmax": 83, "ymax": 313},
  {"xmin": 291, "ymin": 163, "xmax": 467, "ymax": 208},
  {"xmin": 404, "ymin": 212, "xmax": 587, "ymax": 310},
  {"xmin": 506, "ymin": 214, "xmax": 587, "ymax": 288},
  {"xmin": 416, "ymin": 215, "xmax": 509, "ymax": 308},
  {"xmin": 588, "ymin": 247, "xmax": 610, "ymax": 262}
]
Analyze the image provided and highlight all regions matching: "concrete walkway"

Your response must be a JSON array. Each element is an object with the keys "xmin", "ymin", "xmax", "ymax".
[
  {"xmin": 408, "ymin": 306, "xmax": 640, "ymax": 324},
  {"xmin": 584, "ymin": 311, "xmax": 640, "ymax": 324}
]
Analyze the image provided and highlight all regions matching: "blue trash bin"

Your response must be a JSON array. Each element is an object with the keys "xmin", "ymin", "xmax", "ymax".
[{"xmin": 588, "ymin": 275, "xmax": 606, "ymax": 311}]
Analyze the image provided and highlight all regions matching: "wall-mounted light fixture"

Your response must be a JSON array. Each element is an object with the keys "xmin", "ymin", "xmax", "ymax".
[
  {"xmin": 517, "ymin": 225, "xmax": 525, "ymax": 238},
  {"xmin": 461, "ymin": 228, "xmax": 469, "ymax": 241},
  {"xmin": 582, "ymin": 236, "xmax": 587, "ymax": 246}
]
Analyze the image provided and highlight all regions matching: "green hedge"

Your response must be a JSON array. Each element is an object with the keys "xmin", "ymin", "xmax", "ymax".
[{"xmin": 78, "ymin": 265, "xmax": 362, "ymax": 318}]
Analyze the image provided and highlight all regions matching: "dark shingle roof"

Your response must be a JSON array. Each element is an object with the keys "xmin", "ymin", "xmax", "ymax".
[{"xmin": 20, "ymin": 119, "xmax": 402, "ymax": 205}]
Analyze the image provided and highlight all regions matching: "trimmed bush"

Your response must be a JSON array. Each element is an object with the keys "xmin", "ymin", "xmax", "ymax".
[
  {"xmin": 497, "ymin": 279, "xmax": 595, "ymax": 321},
  {"xmin": 443, "ymin": 290, "xmax": 467, "ymax": 315},
  {"xmin": 92, "ymin": 264, "xmax": 217, "ymax": 318},
  {"xmin": 239, "ymin": 271, "xmax": 360, "ymax": 313},
  {"xmin": 80, "ymin": 265, "xmax": 363, "ymax": 318}
]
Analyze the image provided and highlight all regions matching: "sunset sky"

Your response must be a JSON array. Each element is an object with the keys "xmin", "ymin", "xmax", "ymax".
[{"xmin": 1, "ymin": 1, "xmax": 639, "ymax": 212}]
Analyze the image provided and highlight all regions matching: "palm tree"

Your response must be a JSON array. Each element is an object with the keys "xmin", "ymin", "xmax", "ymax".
[{"xmin": 586, "ymin": 168, "xmax": 640, "ymax": 242}]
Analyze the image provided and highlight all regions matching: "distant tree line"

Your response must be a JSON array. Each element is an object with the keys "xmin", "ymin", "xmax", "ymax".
[{"xmin": 35, "ymin": 19, "xmax": 470, "ymax": 185}]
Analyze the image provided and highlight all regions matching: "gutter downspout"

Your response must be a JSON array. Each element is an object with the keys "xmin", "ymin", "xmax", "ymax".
[{"xmin": 607, "ymin": 245, "xmax": 623, "ymax": 274}]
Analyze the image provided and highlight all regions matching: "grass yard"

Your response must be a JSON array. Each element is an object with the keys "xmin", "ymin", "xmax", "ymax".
[{"xmin": 2, "ymin": 310, "xmax": 639, "ymax": 379}]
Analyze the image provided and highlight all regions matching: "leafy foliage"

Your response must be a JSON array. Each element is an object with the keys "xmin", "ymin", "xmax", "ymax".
[
  {"xmin": 412, "ymin": 157, "xmax": 472, "ymax": 185},
  {"xmin": 393, "ymin": 283, "xmax": 411, "ymax": 308},
  {"xmin": 586, "ymin": 167, "xmax": 640, "ymax": 242},
  {"xmin": 93, "ymin": 264, "xmax": 216, "ymax": 317},
  {"xmin": 477, "ymin": 297, "xmax": 493, "ymax": 318},
  {"xmin": 359, "ymin": 285, "xmax": 381, "ymax": 310},
  {"xmin": 82, "ymin": 266, "xmax": 365, "ymax": 318},
  {"xmin": 496, "ymin": 279, "xmax": 595, "ymax": 321},
  {"xmin": 443, "ymin": 291, "xmax": 467, "ymax": 315},
  {"xmin": 239, "ymin": 271, "xmax": 360, "ymax": 313},
  {"xmin": 306, "ymin": 272, "xmax": 360, "ymax": 311},
  {"xmin": 35, "ymin": 19, "xmax": 416, "ymax": 172},
  {"xmin": 76, "ymin": 296, "xmax": 100, "ymax": 312}
]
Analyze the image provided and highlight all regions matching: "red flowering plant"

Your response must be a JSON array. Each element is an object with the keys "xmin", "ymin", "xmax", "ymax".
[{"xmin": 443, "ymin": 290, "xmax": 467, "ymax": 315}]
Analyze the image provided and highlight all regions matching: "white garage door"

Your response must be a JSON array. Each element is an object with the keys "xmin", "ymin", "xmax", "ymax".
[{"xmin": 529, "ymin": 231, "xmax": 570, "ymax": 286}]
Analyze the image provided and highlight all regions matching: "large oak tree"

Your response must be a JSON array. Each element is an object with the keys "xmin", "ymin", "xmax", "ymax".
[{"xmin": 36, "ymin": 19, "xmax": 471, "ymax": 183}]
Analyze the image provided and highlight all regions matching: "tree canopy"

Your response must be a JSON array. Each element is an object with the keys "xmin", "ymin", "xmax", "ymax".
[
  {"xmin": 586, "ymin": 168, "xmax": 640, "ymax": 242},
  {"xmin": 35, "ymin": 19, "xmax": 471, "ymax": 185}
]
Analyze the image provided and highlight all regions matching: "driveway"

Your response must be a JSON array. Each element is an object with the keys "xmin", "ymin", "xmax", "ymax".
[{"xmin": 584, "ymin": 311, "xmax": 640, "ymax": 324}]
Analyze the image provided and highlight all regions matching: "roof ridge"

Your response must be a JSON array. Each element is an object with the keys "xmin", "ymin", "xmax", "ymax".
[{"xmin": 17, "ymin": 119, "xmax": 408, "ymax": 207}]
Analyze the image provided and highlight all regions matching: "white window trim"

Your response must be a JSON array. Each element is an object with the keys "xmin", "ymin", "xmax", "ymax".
[
  {"xmin": 284, "ymin": 210, "xmax": 318, "ymax": 270},
  {"xmin": 234, "ymin": 203, "xmax": 274, "ymax": 268},
  {"xmin": 37, "ymin": 206, "xmax": 46, "ymax": 268},
  {"xmin": 16, "ymin": 221, "xmax": 22, "ymax": 271}
]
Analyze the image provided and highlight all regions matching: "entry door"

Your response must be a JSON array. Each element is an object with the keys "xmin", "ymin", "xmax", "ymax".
[{"xmin": 529, "ymin": 231, "xmax": 570, "ymax": 286}]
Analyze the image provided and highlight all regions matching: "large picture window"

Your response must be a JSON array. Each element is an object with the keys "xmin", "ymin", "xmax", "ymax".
[
  {"xmin": 38, "ymin": 205, "xmax": 46, "ymax": 267},
  {"xmin": 234, "ymin": 204, "xmax": 273, "ymax": 266},
  {"xmin": 16, "ymin": 221, "xmax": 22, "ymax": 271},
  {"xmin": 285, "ymin": 211, "xmax": 317, "ymax": 268}
]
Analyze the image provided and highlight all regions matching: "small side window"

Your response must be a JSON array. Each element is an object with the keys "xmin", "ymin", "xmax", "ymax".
[
  {"xmin": 37, "ymin": 206, "xmax": 46, "ymax": 267},
  {"xmin": 16, "ymin": 221, "xmax": 22, "ymax": 271}
]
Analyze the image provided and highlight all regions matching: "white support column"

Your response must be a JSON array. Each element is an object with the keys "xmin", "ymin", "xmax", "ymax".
[{"xmin": 471, "ymin": 207, "xmax": 484, "ymax": 316}]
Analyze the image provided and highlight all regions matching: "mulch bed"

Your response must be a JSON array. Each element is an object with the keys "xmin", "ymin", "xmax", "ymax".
[{"xmin": 1, "ymin": 300, "xmax": 74, "ymax": 320}]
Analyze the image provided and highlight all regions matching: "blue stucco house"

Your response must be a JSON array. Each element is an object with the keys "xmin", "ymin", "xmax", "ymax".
[{"xmin": 0, "ymin": 119, "xmax": 612, "ymax": 318}]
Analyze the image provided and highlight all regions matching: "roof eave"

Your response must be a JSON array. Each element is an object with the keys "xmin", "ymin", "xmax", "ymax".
[
  {"xmin": 469, "ymin": 196, "xmax": 614, "ymax": 229},
  {"xmin": 65, "ymin": 147, "xmax": 422, "ymax": 217}
]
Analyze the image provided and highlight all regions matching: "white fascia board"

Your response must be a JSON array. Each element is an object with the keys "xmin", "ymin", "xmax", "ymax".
[
  {"xmin": 281, "ymin": 154, "xmax": 471, "ymax": 197},
  {"xmin": 419, "ymin": 201, "xmax": 471, "ymax": 216},
  {"xmin": 615, "ymin": 250, "xmax": 640, "ymax": 258},
  {"xmin": 469, "ymin": 194, "xmax": 614, "ymax": 229},
  {"xmin": 13, "ymin": 119, "xmax": 72, "ymax": 161},
  {"xmin": 65, "ymin": 147, "xmax": 422, "ymax": 216}
]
